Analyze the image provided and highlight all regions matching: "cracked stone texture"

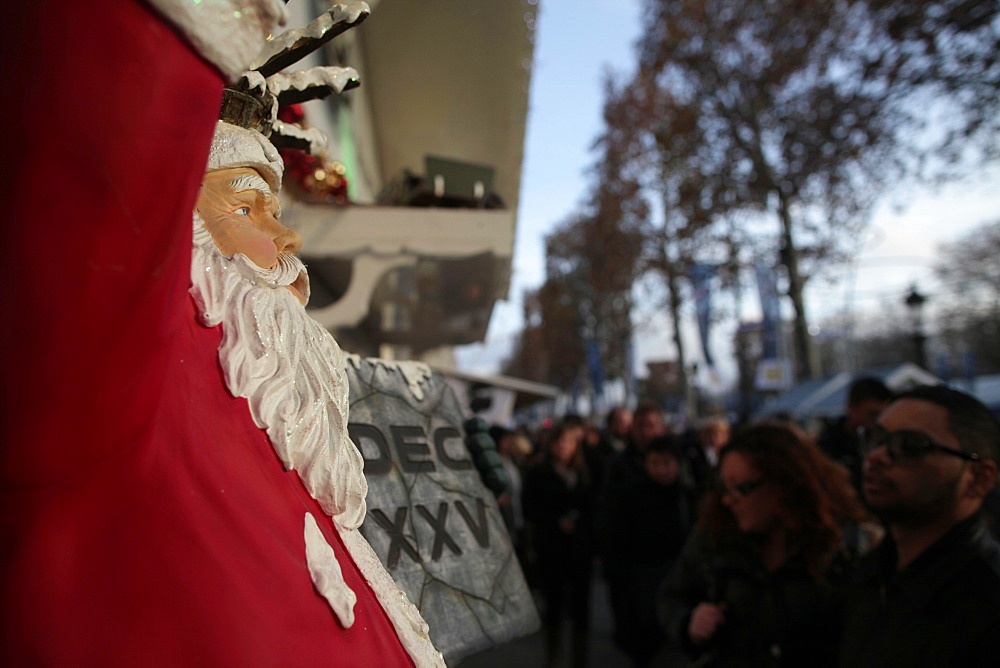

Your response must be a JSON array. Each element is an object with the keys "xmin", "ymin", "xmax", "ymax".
[{"xmin": 346, "ymin": 358, "xmax": 540, "ymax": 664}]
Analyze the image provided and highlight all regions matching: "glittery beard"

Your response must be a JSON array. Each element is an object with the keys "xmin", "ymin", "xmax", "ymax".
[
  {"xmin": 189, "ymin": 223, "xmax": 369, "ymax": 530},
  {"xmin": 230, "ymin": 250, "xmax": 311, "ymax": 303}
]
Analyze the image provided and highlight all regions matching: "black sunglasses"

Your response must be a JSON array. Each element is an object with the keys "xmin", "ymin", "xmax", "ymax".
[
  {"xmin": 716, "ymin": 478, "xmax": 766, "ymax": 499},
  {"xmin": 858, "ymin": 425, "xmax": 980, "ymax": 464}
]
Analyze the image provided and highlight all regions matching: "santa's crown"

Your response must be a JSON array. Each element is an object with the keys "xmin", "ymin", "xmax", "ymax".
[{"xmin": 211, "ymin": 2, "xmax": 369, "ymax": 189}]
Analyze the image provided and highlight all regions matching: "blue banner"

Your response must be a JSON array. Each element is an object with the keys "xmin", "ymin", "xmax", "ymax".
[
  {"xmin": 689, "ymin": 263, "xmax": 716, "ymax": 367},
  {"xmin": 964, "ymin": 351, "xmax": 977, "ymax": 385},
  {"xmin": 755, "ymin": 263, "xmax": 781, "ymax": 360},
  {"xmin": 935, "ymin": 353, "xmax": 952, "ymax": 383},
  {"xmin": 585, "ymin": 339, "xmax": 605, "ymax": 399}
]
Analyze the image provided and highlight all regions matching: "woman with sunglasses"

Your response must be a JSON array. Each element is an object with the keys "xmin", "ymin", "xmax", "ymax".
[{"xmin": 658, "ymin": 421, "xmax": 878, "ymax": 667}]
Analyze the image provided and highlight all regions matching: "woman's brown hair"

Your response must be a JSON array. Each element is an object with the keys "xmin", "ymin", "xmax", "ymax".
[{"xmin": 697, "ymin": 420, "xmax": 868, "ymax": 579}]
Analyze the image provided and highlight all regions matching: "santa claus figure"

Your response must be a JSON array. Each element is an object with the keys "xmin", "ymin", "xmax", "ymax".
[{"xmin": 2, "ymin": 1, "xmax": 442, "ymax": 665}]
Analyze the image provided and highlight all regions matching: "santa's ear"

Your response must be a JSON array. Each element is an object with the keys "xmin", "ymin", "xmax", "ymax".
[{"xmin": 967, "ymin": 459, "xmax": 998, "ymax": 500}]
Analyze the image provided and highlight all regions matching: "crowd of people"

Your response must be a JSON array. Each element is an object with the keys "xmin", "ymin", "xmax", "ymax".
[{"xmin": 490, "ymin": 379, "xmax": 1000, "ymax": 667}]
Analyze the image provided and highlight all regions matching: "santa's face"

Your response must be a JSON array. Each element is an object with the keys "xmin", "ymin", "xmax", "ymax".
[
  {"xmin": 197, "ymin": 167, "xmax": 307, "ymax": 303},
  {"xmin": 189, "ymin": 184, "xmax": 366, "ymax": 528}
]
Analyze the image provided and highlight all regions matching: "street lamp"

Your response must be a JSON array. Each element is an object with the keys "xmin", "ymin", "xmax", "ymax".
[{"xmin": 904, "ymin": 284, "xmax": 928, "ymax": 368}]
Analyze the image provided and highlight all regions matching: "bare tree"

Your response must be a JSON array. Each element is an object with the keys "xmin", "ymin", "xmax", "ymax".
[
  {"xmin": 865, "ymin": 0, "xmax": 1000, "ymax": 175},
  {"xmin": 635, "ymin": 0, "xmax": 919, "ymax": 380},
  {"xmin": 594, "ymin": 73, "xmax": 732, "ymax": 413},
  {"xmin": 631, "ymin": 0, "xmax": 999, "ymax": 380},
  {"xmin": 934, "ymin": 219, "xmax": 1000, "ymax": 375},
  {"xmin": 504, "ymin": 80, "xmax": 651, "ymax": 397},
  {"xmin": 511, "ymin": 0, "xmax": 1000, "ymax": 392}
]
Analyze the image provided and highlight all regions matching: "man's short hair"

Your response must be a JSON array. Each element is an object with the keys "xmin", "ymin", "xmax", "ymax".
[
  {"xmin": 893, "ymin": 385, "xmax": 1000, "ymax": 461},
  {"xmin": 848, "ymin": 376, "xmax": 892, "ymax": 406}
]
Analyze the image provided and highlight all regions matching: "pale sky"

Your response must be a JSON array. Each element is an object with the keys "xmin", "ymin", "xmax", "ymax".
[{"xmin": 454, "ymin": 0, "xmax": 1000, "ymax": 385}]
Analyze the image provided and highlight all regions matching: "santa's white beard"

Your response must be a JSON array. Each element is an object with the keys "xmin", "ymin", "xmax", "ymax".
[
  {"xmin": 189, "ymin": 223, "xmax": 368, "ymax": 530},
  {"xmin": 188, "ymin": 222, "xmax": 444, "ymax": 666}
]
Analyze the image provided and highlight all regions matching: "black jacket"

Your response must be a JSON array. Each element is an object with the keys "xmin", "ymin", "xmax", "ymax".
[
  {"xmin": 522, "ymin": 462, "xmax": 595, "ymax": 562},
  {"xmin": 839, "ymin": 513, "xmax": 1000, "ymax": 667},
  {"xmin": 660, "ymin": 533, "xmax": 847, "ymax": 667},
  {"xmin": 598, "ymin": 445, "xmax": 698, "ymax": 567}
]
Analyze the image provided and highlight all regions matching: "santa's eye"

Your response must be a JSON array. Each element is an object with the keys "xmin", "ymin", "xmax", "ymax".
[{"xmin": 234, "ymin": 206, "xmax": 251, "ymax": 216}]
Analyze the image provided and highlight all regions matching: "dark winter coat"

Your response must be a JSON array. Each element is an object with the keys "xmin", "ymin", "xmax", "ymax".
[
  {"xmin": 598, "ymin": 447, "xmax": 701, "ymax": 662},
  {"xmin": 522, "ymin": 462, "xmax": 595, "ymax": 563},
  {"xmin": 660, "ymin": 532, "xmax": 848, "ymax": 667},
  {"xmin": 839, "ymin": 513, "xmax": 1000, "ymax": 668}
]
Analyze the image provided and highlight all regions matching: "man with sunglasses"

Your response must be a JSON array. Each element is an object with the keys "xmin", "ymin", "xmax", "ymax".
[{"xmin": 840, "ymin": 385, "xmax": 1000, "ymax": 667}]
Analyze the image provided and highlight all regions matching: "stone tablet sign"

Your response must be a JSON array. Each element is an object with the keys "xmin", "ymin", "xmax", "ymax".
[{"xmin": 345, "ymin": 356, "xmax": 539, "ymax": 663}]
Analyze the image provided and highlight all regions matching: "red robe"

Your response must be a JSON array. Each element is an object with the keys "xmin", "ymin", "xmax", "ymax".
[{"xmin": 1, "ymin": 2, "xmax": 413, "ymax": 665}]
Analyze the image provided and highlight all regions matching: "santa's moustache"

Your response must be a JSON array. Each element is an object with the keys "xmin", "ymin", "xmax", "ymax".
[
  {"xmin": 231, "ymin": 250, "xmax": 311, "ymax": 301},
  {"xmin": 189, "ymin": 220, "xmax": 369, "ymax": 530}
]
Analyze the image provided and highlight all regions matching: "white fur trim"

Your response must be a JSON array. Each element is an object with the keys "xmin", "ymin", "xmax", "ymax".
[
  {"xmin": 304, "ymin": 513, "xmax": 357, "ymax": 628},
  {"xmin": 147, "ymin": 0, "xmax": 287, "ymax": 82},
  {"xmin": 206, "ymin": 121, "xmax": 284, "ymax": 192},
  {"xmin": 338, "ymin": 526, "xmax": 446, "ymax": 668}
]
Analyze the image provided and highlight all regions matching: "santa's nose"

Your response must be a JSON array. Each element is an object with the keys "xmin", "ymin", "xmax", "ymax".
[{"xmin": 273, "ymin": 224, "xmax": 302, "ymax": 255}]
